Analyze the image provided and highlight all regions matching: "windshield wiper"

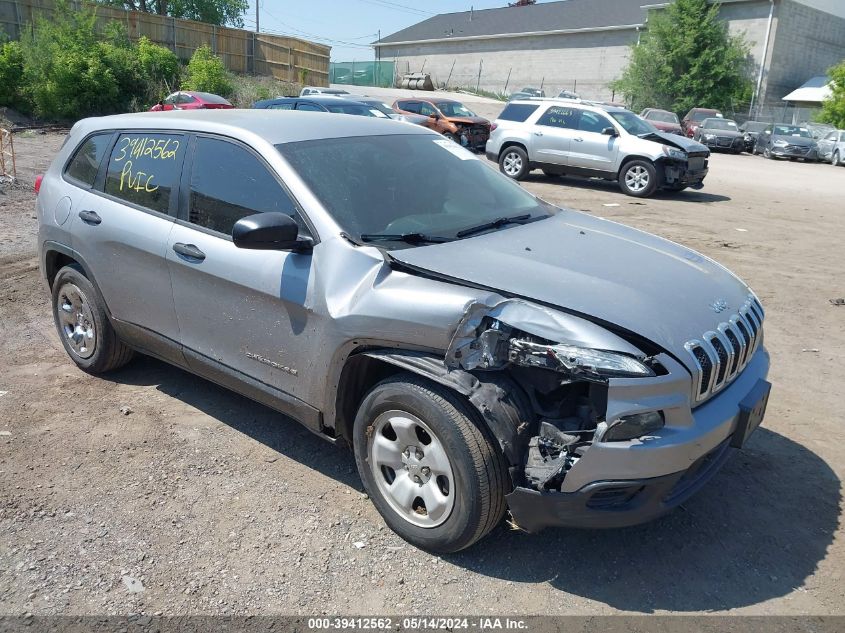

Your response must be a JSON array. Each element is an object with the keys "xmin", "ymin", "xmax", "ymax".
[
  {"xmin": 455, "ymin": 214, "xmax": 533, "ymax": 239},
  {"xmin": 359, "ymin": 232, "xmax": 453, "ymax": 245}
]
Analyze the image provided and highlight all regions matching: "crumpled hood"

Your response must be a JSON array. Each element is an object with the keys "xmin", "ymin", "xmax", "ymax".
[
  {"xmin": 448, "ymin": 116, "xmax": 490, "ymax": 126},
  {"xmin": 646, "ymin": 131, "xmax": 709, "ymax": 153},
  {"xmin": 390, "ymin": 212, "xmax": 753, "ymax": 368}
]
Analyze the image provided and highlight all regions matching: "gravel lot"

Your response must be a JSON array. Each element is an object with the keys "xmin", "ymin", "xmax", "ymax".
[{"xmin": 1, "ymin": 114, "xmax": 844, "ymax": 617}]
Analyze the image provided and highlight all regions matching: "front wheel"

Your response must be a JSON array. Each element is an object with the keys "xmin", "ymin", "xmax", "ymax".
[
  {"xmin": 764, "ymin": 147, "xmax": 775, "ymax": 159},
  {"xmin": 353, "ymin": 374, "xmax": 508, "ymax": 553},
  {"xmin": 498, "ymin": 146, "xmax": 530, "ymax": 180},
  {"xmin": 833, "ymin": 151, "xmax": 842, "ymax": 167},
  {"xmin": 619, "ymin": 159, "xmax": 658, "ymax": 197}
]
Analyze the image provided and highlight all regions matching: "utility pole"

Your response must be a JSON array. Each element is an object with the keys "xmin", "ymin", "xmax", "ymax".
[{"xmin": 255, "ymin": 0, "xmax": 259, "ymax": 33}]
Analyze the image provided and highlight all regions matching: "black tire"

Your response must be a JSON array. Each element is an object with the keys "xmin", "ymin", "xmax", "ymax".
[
  {"xmin": 763, "ymin": 147, "xmax": 775, "ymax": 160},
  {"xmin": 352, "ymin": 373, "xmax": 508, "ymax": 553},
  {"xmin": 51, "ymin": 264, "xmax": 134, "ymax": 374},
  {"xmin": 443, "ymin": 133, "xmax": 458, "ymax": 143},
  {"xmin": 618, "ymin": 159, "xmax": 659, "ymax": 198},
  {"xmin": 498, "ymin": 145, "xmax": 530, "ymax": 180},
  {"xmin": 833, "ymin": 151, "xmax": 841, "ymax": 167}
]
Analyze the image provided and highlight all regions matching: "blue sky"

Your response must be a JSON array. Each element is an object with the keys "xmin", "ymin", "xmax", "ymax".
[{"xmin": 244, "ymin": 0, "xmax": 556, "ymax": 61}]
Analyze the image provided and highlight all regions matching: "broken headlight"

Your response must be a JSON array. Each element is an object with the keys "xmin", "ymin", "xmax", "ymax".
[
  {"xmin": 509, "ymin": 339, "xmax": 655, "ymax": 379},
  {"xmin": 602, "ymin": 411, "xmax": 664, "ymax": 441},
  {"xmin": 662, "ymin": 145, "xmax": 687, "ymax": 161}
]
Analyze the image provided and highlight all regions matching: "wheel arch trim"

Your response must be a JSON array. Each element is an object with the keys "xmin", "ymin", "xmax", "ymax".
[{"xmin": 333, "ymin": 348, "xmax": 531, "ymax": 467}]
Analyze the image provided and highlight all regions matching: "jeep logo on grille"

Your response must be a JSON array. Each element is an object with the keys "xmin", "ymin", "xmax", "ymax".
[{"xmin": 710, "ymin": 299, "xmax": 729, "ymax": 313}]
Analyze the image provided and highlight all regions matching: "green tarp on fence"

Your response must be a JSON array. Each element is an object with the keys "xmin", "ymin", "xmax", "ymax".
[{"xmin": 330, "ymin": 61, "xmax": 394, "ymax": 88}]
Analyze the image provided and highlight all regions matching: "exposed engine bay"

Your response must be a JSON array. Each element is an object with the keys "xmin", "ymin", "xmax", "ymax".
[{"xmin": 443, "ymin": 299, "xmax": 659, "ymax": 493}]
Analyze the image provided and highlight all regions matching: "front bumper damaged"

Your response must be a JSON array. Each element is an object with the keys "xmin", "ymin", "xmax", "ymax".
[{"xmin": 446, "ymin": 298, "xmax": 770, "ymax": 532}]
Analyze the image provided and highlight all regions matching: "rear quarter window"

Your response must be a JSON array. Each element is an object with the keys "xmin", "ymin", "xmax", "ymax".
[
  {"xmin": 497, "ymin": 103, "xmax": 540, "ymax": 122},
  {"xmin": 103, "ymin": 133, "xmax": 186, "ymax": 214},
  {"xmin": 64, "ymin": 133, "xmax": 112, "ymax": 187}
]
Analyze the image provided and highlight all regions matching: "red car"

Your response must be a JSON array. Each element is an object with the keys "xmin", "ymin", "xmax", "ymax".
[
  {"xmin": 681, "ymin": 107, "xmax": 722, "ymax": 138},
  {"xmin": 150, "ymin": 91, "xmax": 234, "ymax": 111},
  {"xmin": 640, "ymin": 108, "xmax": 684, "ymax": 136}
]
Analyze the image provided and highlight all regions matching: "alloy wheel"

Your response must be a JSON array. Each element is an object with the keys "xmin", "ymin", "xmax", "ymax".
[
  {"xmin": 56, "ymin": 282, "xmax": 96, "ymax": 359},
  {"xmin": 367, "ymin": 409, "xmax": 455, "ymax": 528},
  {"xmin": 624, "ymin": 165, "xmax": 650, "ymax": 193},
  {"xmin": 502, "ymin": 151, "xmax": 523, "ymax": 177}
]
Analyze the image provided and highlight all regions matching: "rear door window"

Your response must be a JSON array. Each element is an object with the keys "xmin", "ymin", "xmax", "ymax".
[
  {"xmin": 185, "ymin": 136, "xmax": 306, "ymax": 237},
  {"xmin": 270, "ymin": 102, "xmax": 294, "ymax": 110},
  {"xmin": 498, "ymin": 103, "xmax": 539, "ymax": 122},
  {"xmin": 64, "ymin": 133, "xmax": 112, "ymax": 187},
  {"xmin": 399, "ymin": 101, "xmax": 421, "ymax": 114},
  {"xmin": 296, "ymin": 102, "xmax": 324, "ymax": 112},
  {"xmin": 103, "ymin": 132, "xmax": 186, "ymax": 214},
  {"xmin": 537, "ymin": 106, "xmax": 580, "ymax": 129}
]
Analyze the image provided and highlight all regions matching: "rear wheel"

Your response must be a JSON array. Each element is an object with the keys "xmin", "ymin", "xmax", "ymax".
[
  {"xmin": 618, "ymin": 159, "xmax": 658, "ymax": 197},
  {"xmin": 498, "ymin": 146, "xmax": 529, "ymax": 180},
  {"xmin": 353, "ymin": 374, "xmax": 508, "ymax": 553},
  {"xmin": 51, "ymin": 265, "xmax": 134, "ymax": 374}
]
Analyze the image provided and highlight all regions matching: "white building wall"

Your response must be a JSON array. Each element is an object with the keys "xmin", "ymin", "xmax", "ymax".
[{"xmin": 382, "ymin": 28, "xmax": 639, "ymax": 101}]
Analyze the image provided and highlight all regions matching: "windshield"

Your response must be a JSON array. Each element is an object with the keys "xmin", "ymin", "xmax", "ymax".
[
  {"xmin": 773, "ymin": 125, "xmax": 811, "ymax": 138},
  {"xmin": 691, "ymin": 111, "xmax": 716, "ymax": 122},
  {"xmin": 610, "ymin": 111, "xmax": 653, "ymax": 136},
  {"xmin": 703, "ymin": 119, "xmax": 738, "ymax": 131},
  {"xmin": 435, "ymin": 102, "xmax": 476, "ymax": 117},
  {"xmin": 359, "ymin": 100, "xmax": 395, "ymax": 116},
  {"xmin": 647, "ymin": 111, "xmax": 679, "ymax": 124},
  {"xmin": 277, "ymin": 135, "xmax": 553, "ymax": 245},
  {"xmin": 743, "ymin": 122, "xmax": 768, "ymax": 132},
  {"xmin": 325, "ymin": 104, "xmax": 380, "ymax": 117}
]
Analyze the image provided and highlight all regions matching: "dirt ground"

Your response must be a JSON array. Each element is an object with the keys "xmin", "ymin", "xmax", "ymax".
[{"xmin": 1, "ymin": 120, "xmax": 844, "ymax": 617}]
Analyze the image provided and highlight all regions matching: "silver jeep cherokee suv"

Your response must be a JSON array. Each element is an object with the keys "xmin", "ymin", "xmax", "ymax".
[
  {"xmin": 38, "ymin": 111, "xmax": 770, "ymax": 552},
  {"xmin": 487, "ymin": 99, "xmax": 710, "ymax": 197}
]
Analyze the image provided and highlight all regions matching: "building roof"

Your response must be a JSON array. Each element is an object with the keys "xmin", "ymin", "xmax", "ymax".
[
  {"xmin": 782, "ymin": 76, "xmax": 833, "ymax": 103},
  {"xmin": 377, "ymin": 0, "xmax": 647, "ymax": 46}
]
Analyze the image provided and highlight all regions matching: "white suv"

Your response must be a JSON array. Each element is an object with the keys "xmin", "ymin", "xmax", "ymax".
[{"xmin": 486, "ymin": 99, "xmax": 710, "ymax": 197}]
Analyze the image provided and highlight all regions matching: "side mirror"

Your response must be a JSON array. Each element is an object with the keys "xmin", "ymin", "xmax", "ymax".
[
  {"xmin": 429, "ymin": 112, "xmax": 440, "ymax": 119},
  {"xmin": 601, "ymin": 126, "xmax": 618, "ymax": 136},
  {"xmin": 232, "ymin": 212, "xmax": 312, "ymax": 252}
]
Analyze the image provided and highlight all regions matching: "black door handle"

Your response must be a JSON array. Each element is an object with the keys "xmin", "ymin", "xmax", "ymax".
[
  {"xmin": 173, "ymin": 242, "xmax": 206, "ymax": 261},
  {"xmin": 78, "ymin": 210, "xmax": 101, "ymax": 225}
]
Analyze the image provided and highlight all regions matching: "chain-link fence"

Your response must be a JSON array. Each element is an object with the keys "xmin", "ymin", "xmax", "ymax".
[
  {"xmin": 725, "ymin": 101, "xmax": 823, "ymax": 126},
  {"xmin": 329, "ymin": 61, "xmax": 395, "ymax": 88}
]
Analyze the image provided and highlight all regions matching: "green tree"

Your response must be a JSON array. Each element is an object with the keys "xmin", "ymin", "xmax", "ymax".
[
  {"xmin": 95, "ymin": 0, "xmax": 249, "ymax": 28},
  {"xmin": 183, "ymin": 45, "xmax": 233, "ymax": 97},
  {"xmin": 818, "ymin": 60, "xmax": 845, "ymax": 128},
  {"xmin": 611, "ymin": 0, "xmax": 753, "ymax": 115},
  {"xmin": 0, "ymin": 41, "xmax": 25, "ymax": 109}
]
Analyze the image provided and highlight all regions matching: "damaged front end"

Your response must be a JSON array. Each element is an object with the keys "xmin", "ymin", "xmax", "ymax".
[{"xmin": 446, "ymin": 300, "xmax": 663, "ymax": 496}]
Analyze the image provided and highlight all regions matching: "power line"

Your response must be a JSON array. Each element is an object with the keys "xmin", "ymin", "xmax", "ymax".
[
  {"xmin": 352, "ymin": 0, "xmax": 434, "ymax": 17},
  {"xmin": 259, "ymin": 6, "xmax": 375, "ymax": 48}
]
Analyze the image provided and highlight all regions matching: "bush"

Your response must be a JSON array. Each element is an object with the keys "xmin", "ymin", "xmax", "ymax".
[
  {"xmin": 0, "ymin": 41, "xmax": 25, "ymax": 109},
  {"xmin": 8, "ymin": 0, "xmax": 184, "ymax": 119},
  {"xmin": 137, "ymin": 36, "xmax": 180, "ymax": 101},
  {"xmin": 183, "ymin": 45, "xmax": 233, "ymax": 97}
]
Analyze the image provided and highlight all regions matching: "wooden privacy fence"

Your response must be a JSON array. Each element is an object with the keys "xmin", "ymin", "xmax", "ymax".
[{"xmin": 0, "ymin": 0, "xmax": 330, "ymax": 85}]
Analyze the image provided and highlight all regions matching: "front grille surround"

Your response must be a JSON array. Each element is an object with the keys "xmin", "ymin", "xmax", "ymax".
[{"xmin": 684, "ymin": 294, "xmax": 764, "ymax": 403}]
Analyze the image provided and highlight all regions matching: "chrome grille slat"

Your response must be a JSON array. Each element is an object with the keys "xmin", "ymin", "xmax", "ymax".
[{"xmin": 686, "ymin": 294, "xmax": 764, "ymax": 403}]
